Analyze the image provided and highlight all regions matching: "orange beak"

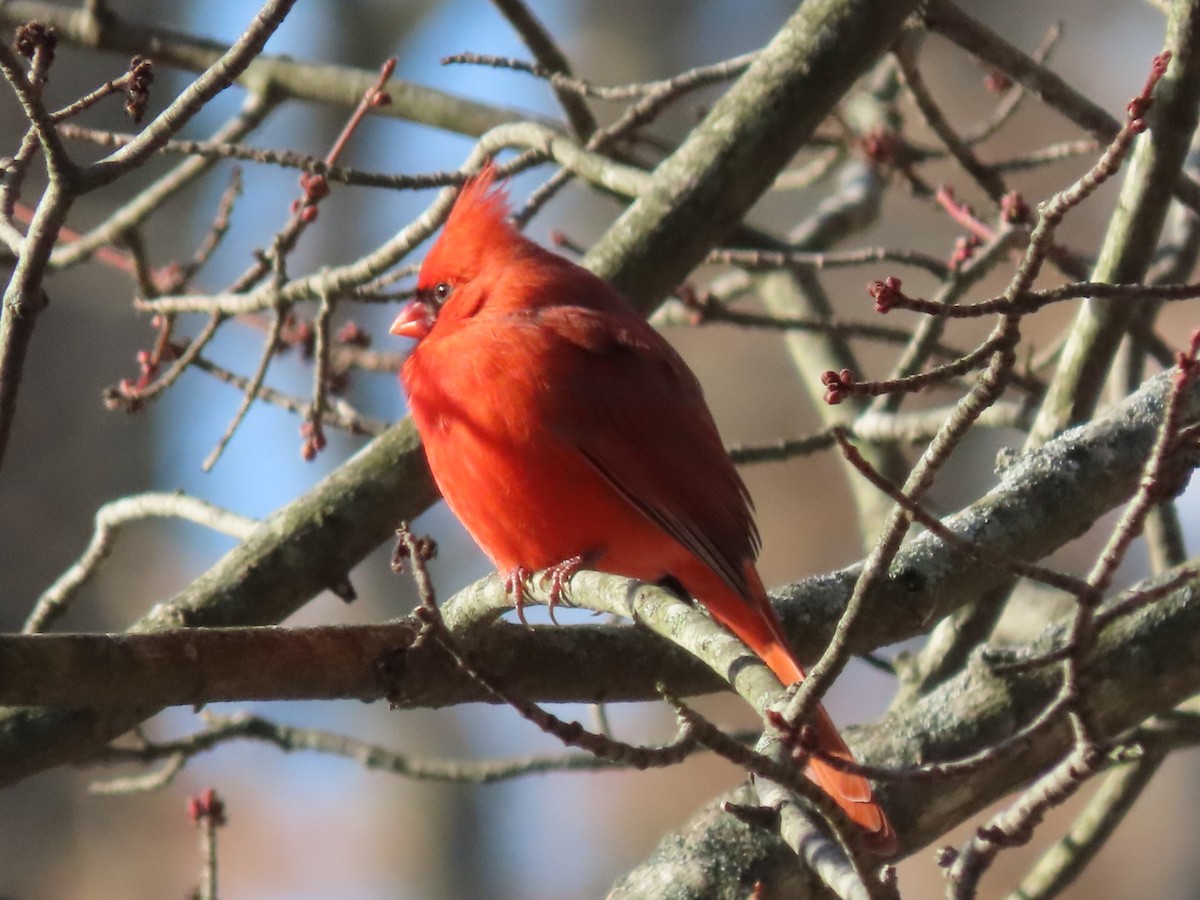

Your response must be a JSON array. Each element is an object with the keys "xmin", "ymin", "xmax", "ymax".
[{"xmin": 390, "ymin": 300, "xmax": 435, "ymax": 340}]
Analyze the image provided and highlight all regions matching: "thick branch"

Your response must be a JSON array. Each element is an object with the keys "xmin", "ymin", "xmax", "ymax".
[{"xmin": 583, "ymin": 0, "xmax": 923, "ymax": 309}]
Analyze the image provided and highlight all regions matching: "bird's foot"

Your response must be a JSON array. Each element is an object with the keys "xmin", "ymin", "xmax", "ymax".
[
  {"xmin": 541, "ymin": 556, "xmax": 583, "ymax": 625},
  {"xmin": 502, "ymin": 566, "xmax": 534, "ymax": 626}
]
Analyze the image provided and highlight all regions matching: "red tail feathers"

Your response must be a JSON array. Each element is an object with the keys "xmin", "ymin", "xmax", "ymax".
[{"xmin": 710, "ymin": 571, "xmax": 896, "ymax": 854}]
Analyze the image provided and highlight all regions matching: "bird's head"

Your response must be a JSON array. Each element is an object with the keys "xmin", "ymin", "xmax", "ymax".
[{"xmin": 390, "ymin": 162, "xmax": 520, "ymax": 342}]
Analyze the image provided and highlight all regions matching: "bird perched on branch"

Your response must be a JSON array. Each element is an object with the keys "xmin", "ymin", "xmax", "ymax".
[{"xmin": 392, "ymin": 163, "xmax": 894, "ymax": 853}]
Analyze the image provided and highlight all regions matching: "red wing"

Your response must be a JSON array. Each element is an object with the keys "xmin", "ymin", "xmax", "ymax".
[{"xmin": 532, "ymin": 304, "xmax": 760, "ymax": 601}]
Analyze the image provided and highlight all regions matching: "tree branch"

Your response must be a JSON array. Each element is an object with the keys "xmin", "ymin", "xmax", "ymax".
[
  {"xmin": 583, "ymin": 0, "xmax": 923, "ymax": 309},
  {"xmin": 614, "ymin": 561, "xmax": 1200, "ymax": 894},
  {"xmin": 0, "ymin": 370, "xmax": 1194, "ymax": 788},
  {"xmin": 0, "ymin": 0, "xmax": 549, "ymax": 138}
]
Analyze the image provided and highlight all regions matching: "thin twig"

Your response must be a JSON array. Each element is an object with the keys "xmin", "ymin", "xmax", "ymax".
[
  {"xmin": 202, "ymin": 309, "xmax": 286, "ymax": 472},
  {"xmin": 90, "ymin": 711, "xmax": 696, "ymax": 787},
  {"xmin": 894, "ymin": 34, "xmax": 1008, "ymax": 204},
  {"xmin": 489, "ymin": 0, "xmax": 597, "ymax": 139},
  {"xmin": 25, "ymin": 493, "xmax": 256, "ymax": 633}
]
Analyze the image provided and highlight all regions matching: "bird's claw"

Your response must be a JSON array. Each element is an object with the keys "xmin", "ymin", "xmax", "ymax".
[
  {"xmin": 502, "ymin": 558, "xmax": 583, "ymax": 626},
  {"xmin": 503, "ymin": 566, "xmax": 533, "ymax": 626},
  {"xmin": 542, "ymin": 555, "xmax": 583, "ymax": 625}
]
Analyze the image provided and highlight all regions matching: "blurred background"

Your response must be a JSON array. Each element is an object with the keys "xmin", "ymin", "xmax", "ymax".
[{"xmin": 1, "ymin": 0, "xmax": 1198, "ymax": 897}]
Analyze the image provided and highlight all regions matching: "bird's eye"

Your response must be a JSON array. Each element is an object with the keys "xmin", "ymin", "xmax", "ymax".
[{"xmin": 433, "ymin": 282, "xmax": 452, "ymax": 304}]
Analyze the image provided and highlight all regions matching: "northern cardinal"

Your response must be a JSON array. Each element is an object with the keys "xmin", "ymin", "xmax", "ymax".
[{"xmin": 392, "ymin": 165, "xmax": 895, "ymax": 853}]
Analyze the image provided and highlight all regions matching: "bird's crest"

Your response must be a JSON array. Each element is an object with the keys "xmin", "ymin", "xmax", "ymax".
[
  {"xmin": 420, "ymin": 162, "xmax": 523, "ymax": 287},
  {"xmin": 445, "ymin": 161, "xmax": 510, "ymax": 237}
]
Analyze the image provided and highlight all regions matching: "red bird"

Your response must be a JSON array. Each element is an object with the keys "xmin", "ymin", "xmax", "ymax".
[{"xmin": 392, "ymin": 165, "xmax": 895, "ymax": 853}]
